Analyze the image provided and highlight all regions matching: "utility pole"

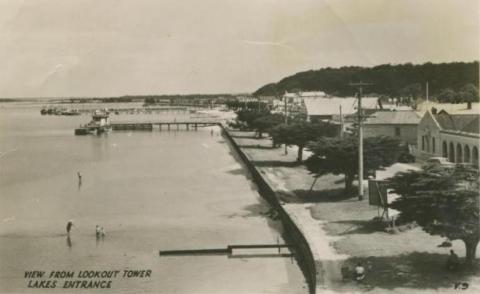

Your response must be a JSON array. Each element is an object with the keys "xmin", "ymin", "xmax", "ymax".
[
  {"xmin": 426, "ymin": 81, "xmax": 429, "ymax": 102},
  {"xmin": 349, "ymin": 82, "xmax": 373, "ymax": 201},
  {"xmin": 284, "ymin": 92, "xmax": 288, "ymax": 155},
  {"xmin": 339, "ymin": 105, "xmax": 343, "ymax": 138}
]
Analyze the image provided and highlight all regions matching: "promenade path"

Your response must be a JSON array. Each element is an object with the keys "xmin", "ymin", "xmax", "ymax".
[{"xmin": 229, "ymin": 130, "xmax": 480, "ymax": 294}]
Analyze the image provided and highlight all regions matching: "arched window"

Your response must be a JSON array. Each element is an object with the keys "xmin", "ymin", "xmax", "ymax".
[
  {"xmin": 422, "ymin": 136, "xmax": 425, "ymax": 151},
  {"xmin": 456, "ymin": 143, "xmax": 463, "ymax": 163},
  {"xmin": 432, "ymin": 137, "xmax": 436, "ymax": 153},
  {"xmin": 464, "ymin": 145, "xmax": 471, "ymax": 163},
  {"xmin": 473, "ymin": 147, "xmax": 479, "ymax": 167},
  {"xmin": 449, "ymin": 142, "xmax": 455, "ymax": 162},
  {"xmin": 442, "ymin": 141, "xmax": 448, "ymax": 158}
]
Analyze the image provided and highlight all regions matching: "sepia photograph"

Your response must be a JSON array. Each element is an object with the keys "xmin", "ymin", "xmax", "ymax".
[{"xmin": 0, "ymin": 0, "xmax": 479, "ymax": 293}]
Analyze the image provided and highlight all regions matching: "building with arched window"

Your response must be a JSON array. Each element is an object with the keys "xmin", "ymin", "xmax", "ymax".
[{"xmin": 417, "ymin": 110, "xmax": 479, "ymax": 167}]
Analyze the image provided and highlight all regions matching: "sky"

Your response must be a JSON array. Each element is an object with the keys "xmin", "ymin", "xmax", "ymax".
[{"xmin": 0, "ymin": 0, "xmax": 478, "ymax": 97}]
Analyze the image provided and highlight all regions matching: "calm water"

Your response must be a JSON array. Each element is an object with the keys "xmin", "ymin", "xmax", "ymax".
[{"xmin": 0, "ymin": 103, "xmax": 306, "ymax": 294}]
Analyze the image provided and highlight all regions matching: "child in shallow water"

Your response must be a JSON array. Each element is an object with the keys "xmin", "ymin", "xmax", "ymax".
[{"xmin": 95, "ymin": 225, "xmax": 101, "ymax": 238}]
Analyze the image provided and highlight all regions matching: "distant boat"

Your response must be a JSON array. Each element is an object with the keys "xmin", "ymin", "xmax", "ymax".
[
  {"xmin": 75, "ymin": 110, "xmax": 111, "ymax": 135},
  {"xmin": 41, "ymin": 107, "xmax": 81, "ymax": 116},
  {"xmin": 61, "ymin": 109, "xmax": 81, "ymax": 116}
]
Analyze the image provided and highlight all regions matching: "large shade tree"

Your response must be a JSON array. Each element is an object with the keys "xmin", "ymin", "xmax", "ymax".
[
  {"xmin": 251, "ymin": 113, "xmax": 284, "ymax": 138},
  {"xmin": 270, "ymin": 121, "xmax": 338, "ymax": 162},
  {"xmin": 230, "ymin": 109, "xmax": 270, "ymax": 130},
  {"xmin": 388, "ymin": 165, "xmax": 479, "ymax": 266},
  {"xmin": 458, "ymin": 83, "xmax": 479, "ymax": 109},
  {"xmin": 437, "ymin": 88, "xmax": 457, "ymax": 103},
  {"xmin": 305, "ymin": 135, "xmax": 403, "ymax": 190}
]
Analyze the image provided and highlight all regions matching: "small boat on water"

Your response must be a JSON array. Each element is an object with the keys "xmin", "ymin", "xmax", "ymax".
[
  {"xmin": 75, "ymin": 110, "xmax": 111, "ymax": 135},
  {"xmin": 61, "ymin": 109, "xmax": 81, "ymax": 116},
  {"xmin": 41, "ymin": 107, "xmax": 81, "ymax": 116}
]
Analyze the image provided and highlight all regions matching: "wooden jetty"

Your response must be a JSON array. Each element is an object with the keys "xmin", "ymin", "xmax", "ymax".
[
  {"xmin": 111, "ymin": 120, "xmax": 220, "ymax": 131},
  {"xmin": 159, "ymin": 244, "xmax": 293, "ymax": 256}
]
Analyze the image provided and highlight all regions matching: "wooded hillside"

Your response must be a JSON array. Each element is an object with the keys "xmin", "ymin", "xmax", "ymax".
[{"xmin": 254, "ymin": 62, "xmax": 479, "ymax": 98}]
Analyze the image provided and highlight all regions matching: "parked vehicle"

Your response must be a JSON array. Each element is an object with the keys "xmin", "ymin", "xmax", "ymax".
[
  {"xmin": 398, "ymin": 152, "xmax": 415, "ymax": 163},
  {"xmin": 422, "ymin": 157, "xmax": 455, "ymax": 170}
]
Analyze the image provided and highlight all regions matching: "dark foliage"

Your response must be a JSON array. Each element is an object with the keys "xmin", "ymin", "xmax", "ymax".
[
  {"xmin": 270, "ymin": 121, "xmax": 338, "ymax": 162},
  {"xmin": 254, "ymin": 62, "xmax": 479, "ymax": 99},
  {"xmin": 305, "ymin": 136, "xmax": 403, "ymax": 190},
  {"xmin": 251, "ymin": 113, "xmax": 284, "ymax": 138},
  {"xmin": 388, "ymin": 165, "xmax": 480, "ymax": 265},
  {"xmin": 225, "ymin": 100, "xmax": 269, "ymax": 111},
  {"xmin": 230, "ymin": 109, "xmax": 283, "ymax": 138}
]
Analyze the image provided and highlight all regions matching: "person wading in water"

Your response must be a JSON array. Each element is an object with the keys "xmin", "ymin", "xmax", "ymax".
[{"xmin": 66, "ymin": 220, "xmax": 74, "ymax": 235}]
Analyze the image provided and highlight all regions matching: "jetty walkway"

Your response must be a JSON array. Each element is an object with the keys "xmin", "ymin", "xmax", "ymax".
[{"xmin": 111, "ymin": 120, "xmax": 220, "ymax": 131}]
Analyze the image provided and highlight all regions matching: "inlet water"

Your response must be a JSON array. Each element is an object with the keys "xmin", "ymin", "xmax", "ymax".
[{"xmin": 0, "ymin": 103, "xmax": 306, "ymax": 294}]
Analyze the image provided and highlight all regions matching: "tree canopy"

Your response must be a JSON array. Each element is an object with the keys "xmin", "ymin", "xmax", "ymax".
[
  {"xmin": 388, "ymin": 165, "xmax": 479, "ymax": 265},
  {"xmin": 225, "ymin": 100, "xmax": 269, "ymax": 111},
  {"xmin": 270, "ymin": 121, "xmax": 338, "ymax": 162},
  {"xmin": 305, "ymin": 135, "xmax": 403, "ymax": 190},
  {"xmin": 251, "ymin": 113, "xmax": 284, "ymax": 138},
  {"xmin": 230, "ymin": 109, "xmax": 283, "ymax": 137},
  {"xmin": 437, "ymin": 88, "xmax": 457, "ymax": 103},
  {"xmin": 229, "ymin": 109, "xmax": 269, "ymax": 130},
  {"xmin": 254, "ymin": 62, "xmax": 479, "ymax": 99},
  {"xmin": 459, "ymin": 84, "xmax": 480, "ymax": 109},
  {"xmin": 436, "ymin": 84, "xmax": 479, "ymax": 108}
]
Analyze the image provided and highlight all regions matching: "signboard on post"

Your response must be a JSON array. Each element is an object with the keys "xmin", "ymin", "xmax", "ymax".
[{"xmin": 368, "ymin": 180, "xmax": 389, "ymax": 207}]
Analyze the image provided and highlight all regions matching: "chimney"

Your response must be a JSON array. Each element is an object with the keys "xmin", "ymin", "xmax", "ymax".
[{"xmin": 431, "ymin": 107, "xmax": 437, "ymax": 115}]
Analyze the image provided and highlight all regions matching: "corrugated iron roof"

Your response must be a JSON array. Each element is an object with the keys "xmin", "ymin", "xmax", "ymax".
[
  {"xmin": 304, "ymin": 97, "xmax": 379, "ymax": 116},
  {"xmin": 434, "ymin": 110, "xmax": 480, "ymax": 134},
  {"xmin": 416, "ymin": 101, "xmax": 480, "ymax": 115},
  {"xmin": 284, "ymin": 91, "xmax": 327, "ymax": 98},
  {"xmin": 364, "ymin": 110, "xmax": 421, "ymax": 125}
]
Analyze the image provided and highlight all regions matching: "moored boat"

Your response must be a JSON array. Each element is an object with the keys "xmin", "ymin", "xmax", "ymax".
[
  {"xmin": 62, "ymin": 109, "xmax": 81, "ymax": 116},
  {"xmin": 74, "ymin": 109, "xmax": 111, "ymax": 135}
]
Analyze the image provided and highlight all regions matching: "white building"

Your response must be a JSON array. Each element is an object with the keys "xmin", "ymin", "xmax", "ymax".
[
  {"xmin": 417, "ymin": 109, "xmax": 479, "ymax": 166},
  {"xmin": 364, "ymin": 110, "xmax": 421, "ymax": 145},
  {"xmin": 303, "ymin": 96, "xmax": 380, "ymax": 122}
]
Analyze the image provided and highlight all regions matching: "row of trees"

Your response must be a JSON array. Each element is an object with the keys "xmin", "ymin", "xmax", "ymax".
[
  {"xmin": 231, "ymin": 108, "xmax": 405, "ymax": 190},
  {"xmin": 224, "ymin": 100, "xmax": 269, "ymax": 111},
  {"xmin": 270, "ymin": 121, "xmax": 337, "ymax": 162},
  {"xmin": 306, "ymin": 137, "xmax": 479, "ymax": 264},
  {"xmin": 230, "ymin": 109, "xmax": 479, "ymax": 264},
  {"xmin": 229, "ymin": 109, "xmax": 284, "ymax": 138},
  {"xmin": 437, "ymin": 84, "xmax": 479, "ymax": 108},
  {"xmin": 306, "ymin": 136, "xmax": 404, "ymax": 190}
]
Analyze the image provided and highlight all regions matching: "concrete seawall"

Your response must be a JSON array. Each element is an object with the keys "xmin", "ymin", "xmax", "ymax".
[{"xmin": 221, "ymin": 126, "xmax": 318, "ymax": 294}]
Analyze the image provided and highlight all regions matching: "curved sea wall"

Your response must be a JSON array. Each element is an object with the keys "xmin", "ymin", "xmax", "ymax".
[{"xmin": 221, "ymin": 126, "xmax": 318, "ymax": 294}]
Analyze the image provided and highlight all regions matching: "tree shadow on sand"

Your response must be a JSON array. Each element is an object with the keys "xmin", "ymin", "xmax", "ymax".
[
  {"xmin": 339, "ymin": 252, "xmax": 479, "ymax": 291},
  {"xmin": 229, "ymin": 132, "xmax": 261, "ymax": 139},
  {"xmin": 330, "ymin": 219, "xmax": 386, "ymax": 235},
  {"xmin": 251, "ymin": 160, "xmax": 302, "ymax": 168},
  {"xmin": 238, "ymin": 144, "xmax": 276, "ymax": 150},
  {"xmin": 291, "ymin": 188, "xmax": 357, "ymax": 203}
]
